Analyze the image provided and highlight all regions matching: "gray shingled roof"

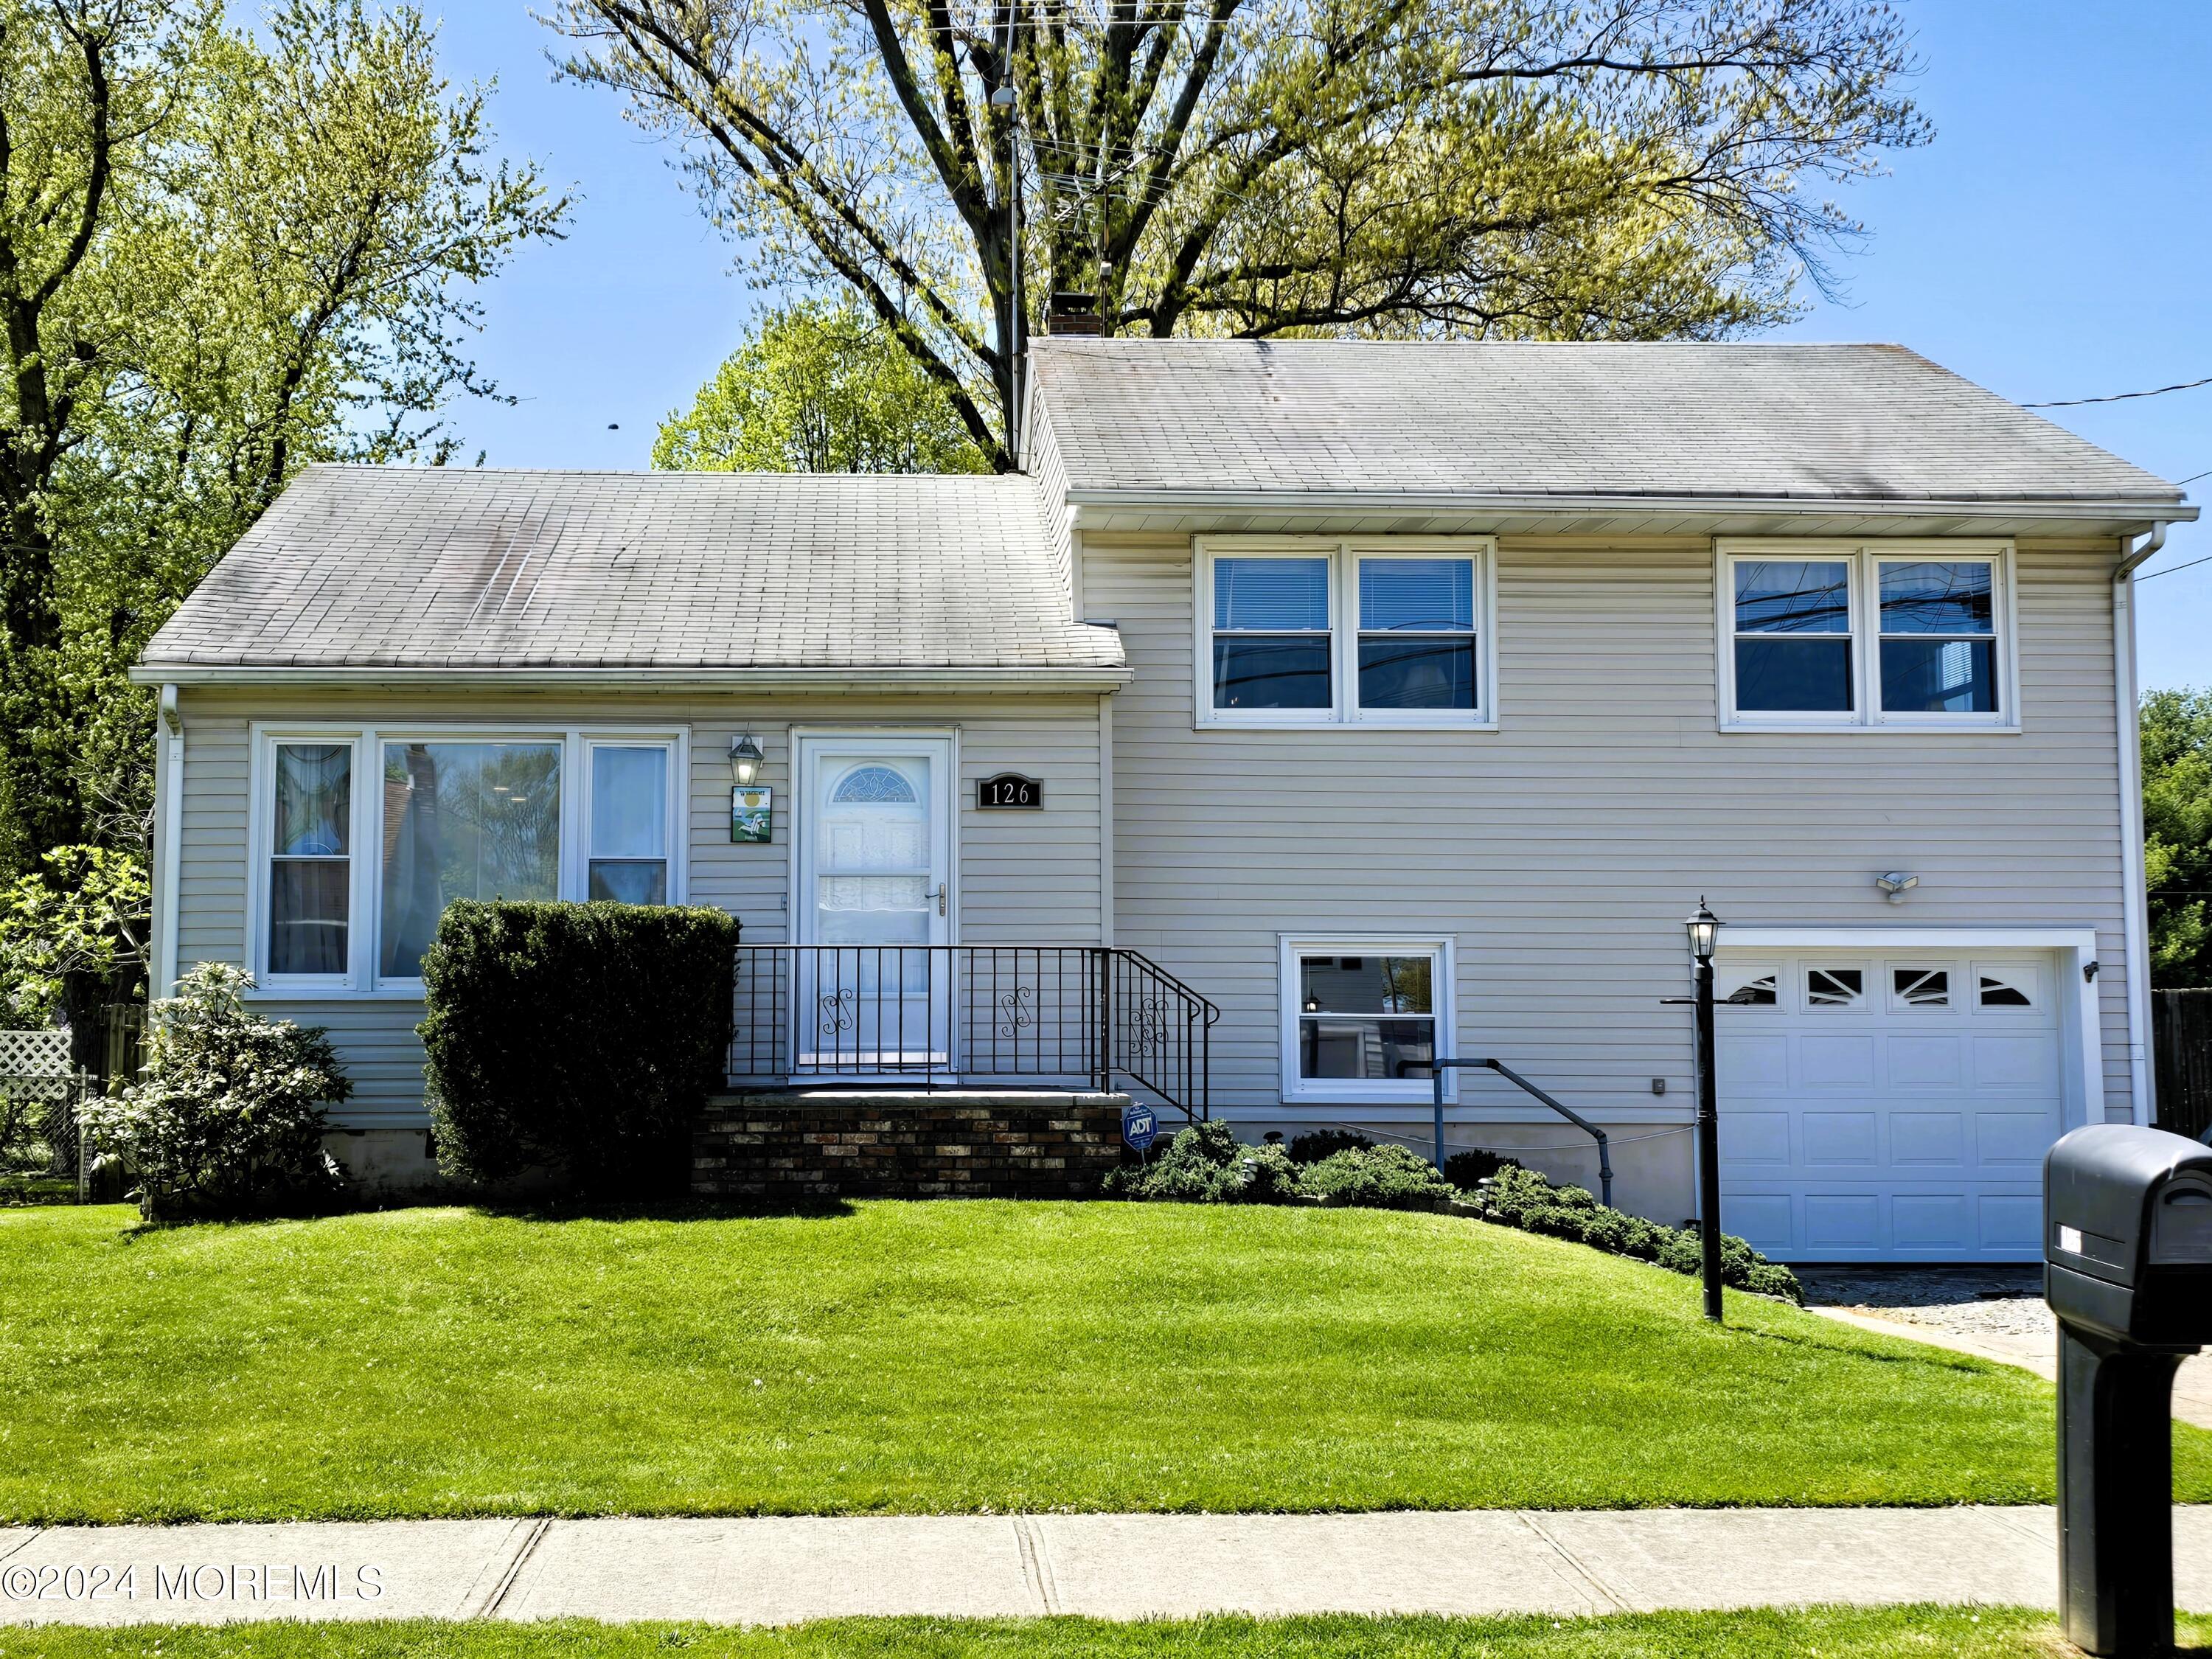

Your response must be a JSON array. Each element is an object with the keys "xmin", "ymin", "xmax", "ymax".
[
  {"xmin": 142, "ymin": 467, "xmax": 1123, "ymax": 672},
  {"xmin": 1028, "ymin": 339, "xmax": 2185, "ymax": 504}
]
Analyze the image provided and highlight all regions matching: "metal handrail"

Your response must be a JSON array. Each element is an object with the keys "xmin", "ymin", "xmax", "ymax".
[
  {"xmin": 728, "ymin": 944, "xmax": 1220, "ymax": 1121},
  {"xmin": 1405, "ymin": 1057, "xmax": 1613, "ymax": 1206}
]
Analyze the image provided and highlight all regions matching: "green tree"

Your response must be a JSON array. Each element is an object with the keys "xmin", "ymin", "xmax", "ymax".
[
  {"xmin": 655, "ymin": 299, "xmax": 989, "ymax": 473},
  {"xmin": 0, "ymin": 0, "xmax": 566, "ymax": 883},
  {"xmin": 552, "ymin": 0, "xmax": 1926, "ymax": 469},
  {"xmin": 2144, "ymin": 686, "xmax": 2212, "ymax": 987}
]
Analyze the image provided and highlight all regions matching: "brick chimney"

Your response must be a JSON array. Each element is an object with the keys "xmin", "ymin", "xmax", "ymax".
[{"xmin": 1045, "ymin": 292, "xmax": 1103, "ymax": 335}]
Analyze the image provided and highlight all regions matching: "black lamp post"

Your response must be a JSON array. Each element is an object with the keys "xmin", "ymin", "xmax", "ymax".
[{"xmin": 1686, "ymin": 900, "xmax": 1724, "ymax": 1324}]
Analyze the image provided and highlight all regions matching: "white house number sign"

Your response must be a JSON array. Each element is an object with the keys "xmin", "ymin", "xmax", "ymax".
[{"xmin": 977, "ymin": 773, "xmax": 1043, "ymax": 810}]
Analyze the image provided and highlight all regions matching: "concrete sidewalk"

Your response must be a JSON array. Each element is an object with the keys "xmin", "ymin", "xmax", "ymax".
[{"xmin": 2, "ymin": 1508, "xmax": 2209, "ymax": 1627}]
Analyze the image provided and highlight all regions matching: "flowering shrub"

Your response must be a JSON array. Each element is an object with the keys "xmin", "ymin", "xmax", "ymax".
[{"xmin": 79, "ymin": 963, "xmax": 351, "ymax": 1221}]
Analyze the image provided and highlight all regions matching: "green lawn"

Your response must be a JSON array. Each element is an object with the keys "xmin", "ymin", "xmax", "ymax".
[
  {"xmin": 4, "ymin": 1200, "xmax": 2208, "ymax": 1522},
  {"xmin": 1, "ymin": 1612, "xmax": 2208, "ymax": 1659}
]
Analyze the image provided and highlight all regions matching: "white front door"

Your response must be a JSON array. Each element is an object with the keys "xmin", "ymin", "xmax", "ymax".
[
  {"xmin": 1714, "ymin": 949, "xmax": 2066, "ymax": 1262},
  {"xmin": 794, "ymin": 736, "xmax": 953, "ymax": 1071}
]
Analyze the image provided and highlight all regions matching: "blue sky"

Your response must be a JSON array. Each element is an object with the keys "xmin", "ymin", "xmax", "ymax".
[{"xmin": 431, "ymin": 1, "xmax": 2212, "ymax": 690}]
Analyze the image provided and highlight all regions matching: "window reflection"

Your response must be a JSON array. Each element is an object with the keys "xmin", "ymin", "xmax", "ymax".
[{"xmin": 380, "ymin": 742, "xmax": 561, "ymax": 978}]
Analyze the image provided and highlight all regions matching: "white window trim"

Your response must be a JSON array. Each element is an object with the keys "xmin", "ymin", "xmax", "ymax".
[
  {"xmin": 1279, "ymin": 933, "xmax": 1457, "ymax": 1105},
  {"xmin": 246, "ymin": 730, "xmax": 366, "ymax": 995},
  {"xmin": 1715, "ymin": 539, "xmax": 2021, "ymax": 734},
  {"xmin": 580, "ymin": 735, "xmax": 685, "ymax": 906},
  {"xmin": 247, "ymin": 723, "xmax": 689, "ymax": 1000},
  {"xmin": 1196, "ymin": 536, "xmax": 1498, "ymax": 731}
]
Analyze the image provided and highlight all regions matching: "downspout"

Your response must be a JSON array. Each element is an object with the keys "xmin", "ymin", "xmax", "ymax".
[
  {"xmin": 2113, "ymin": 524, "xmax": 2167, "ymax": 1125},
  {"xmin": 153, "ymin": 685, "xmax": 184, "ymax": 999}
]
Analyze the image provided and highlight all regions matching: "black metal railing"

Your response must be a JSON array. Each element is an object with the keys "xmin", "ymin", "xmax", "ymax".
[
  {"xmin": 1402, "ymin": 1055, "xmax": 1614, "ymax": 1206},
  {"xmin": 728, "ymin": 945, "xmax": 1219, "ymax": 1119}
]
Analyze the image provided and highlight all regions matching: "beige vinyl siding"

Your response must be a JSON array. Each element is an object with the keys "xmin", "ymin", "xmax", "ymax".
[
  {"xmin": 167, "ymin": 688, "xmax": 1105, "ymax": 1127},
  {"xmin": 1026, "ymin": 405, "xmax": 1074, "ymax": 609},
  {"xmin": 1090, "ymin": 533, "xmax": 2135, "ymax": 1125}
]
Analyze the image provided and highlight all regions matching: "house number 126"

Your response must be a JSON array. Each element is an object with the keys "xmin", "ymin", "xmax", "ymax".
[{"xmin": 978, "ymin": 773, "xmax": 1043, "ymax": 810}]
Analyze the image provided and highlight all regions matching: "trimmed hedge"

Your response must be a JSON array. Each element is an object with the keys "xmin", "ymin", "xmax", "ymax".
[
  {"xmin": 1287, "ymin": 1129, "xmax": 1373, "ymax": 1164},
  {"xmin": 420, "ymin": 901, "xmax": 737, "ymax": 1191},
  {"xmin": 1107, "ymin": 1124, "xmax": 1451, "ymax": 1209},
  {"xmin": 1298, "ymin": 1143, "xmax": 1456, "ymax": 1208},
  {"xmin": 1110, "ymin": 1127, "xmax": 1804, "ymax": 1304},
  {"xmin": 1444, "ymin": 1147, "xmax": 1520, "ymax": 1189},
  {"xmin": 1481, "ymin": 1164, "xmax": 1803, "ymax": 1303}
]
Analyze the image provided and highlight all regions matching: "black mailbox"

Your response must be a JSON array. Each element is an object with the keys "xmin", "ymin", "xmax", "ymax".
[
  {"xmin": 2044, "ymin": 1124, "xmax": 2212, "ymax": 1658},
  {"xmin": 2047, "ymin": 1124, "xmax": 2212, "ymax": 1348}
]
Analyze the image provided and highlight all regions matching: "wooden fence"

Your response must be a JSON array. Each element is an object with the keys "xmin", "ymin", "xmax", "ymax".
[{"xmin": 2153, "ymin": 988, "xmax": 2212, "ymax": 1141}]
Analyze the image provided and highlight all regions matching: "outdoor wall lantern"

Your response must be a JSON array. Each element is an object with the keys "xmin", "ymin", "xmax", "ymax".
[{"xmin": 728, "ymin": 734, "xmax": 763, "ymax": 787}]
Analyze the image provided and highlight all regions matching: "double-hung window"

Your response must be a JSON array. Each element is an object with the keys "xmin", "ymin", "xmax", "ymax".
[
  {"xmin": 1719, "ymin": 542, "xmax": 2014, "ymax": 730},
  {"xmin": 585, "ymin": 742, "xmax": 673, "ymax": 903},
  {"xmin": 252, "ymin": 726, "xmax": 686, "ymax": 994},
  {"xmin": 1280, "ymin": 936, "xmax": 1455, "ymax": 1105},
  {"xmin": 265, "ymin": 740, "xmax": 355, "ymax": 984},
  {"xmin": 1199, "ymin": 538, "xmax": 1493, "ymax": 727}
]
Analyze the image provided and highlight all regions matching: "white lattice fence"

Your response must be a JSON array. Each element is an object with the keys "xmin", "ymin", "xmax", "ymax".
[
  {"xmin": 0, "ymin": 1027, "xmax": 84, "ymax": 1181},
  {"xmin": 0, "ymin": 1028, "xmax": 69, "ymax": 1078}
]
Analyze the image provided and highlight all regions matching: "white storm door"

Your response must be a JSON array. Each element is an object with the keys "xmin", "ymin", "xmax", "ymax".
[{"xmin": 794, "ymin": 737, "xmax": 953, "ymax": 1071}]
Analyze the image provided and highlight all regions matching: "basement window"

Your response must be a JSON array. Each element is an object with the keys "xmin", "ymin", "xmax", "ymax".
[{"xmin": 1279, "ymin": 936, "xmax": 1455, "ymax": 1104}]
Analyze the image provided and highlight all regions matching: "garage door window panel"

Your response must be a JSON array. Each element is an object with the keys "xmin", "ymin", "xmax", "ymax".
[
  {"xmin": 1890, "ymin": 967, "xmax": 1952, "ymax": 1010},
  {"xmin": 1806, "ymin": 967, "xmax": 1864, "ymax": 1008},
  {"xmin": 1975, "ymin": 967, "xmax": 2039, "ymax": 1009}
]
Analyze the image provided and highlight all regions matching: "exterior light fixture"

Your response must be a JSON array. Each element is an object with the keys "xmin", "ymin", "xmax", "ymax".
[
  {"xmin": 1303, "ymin": 992, "xmax": 1321, "ymax": 1013},
  {"xmin": 1685, "ymin": 898, "xmax": 1722, "ymax": 1324},
  {"xmin": 989, "ymin": 83, "xmax": 1015, "ymax": 107},
  {"xmin": 1876, "ymin": 872, "xmax": 1919, "ymax": 905},
  {"xmin": 729, "ymin": 734, "xmax": 762, "ymax": 787},
  {"xmin": 1685, "ymin": 900, "xmax": 1719, "ymax": 964}
]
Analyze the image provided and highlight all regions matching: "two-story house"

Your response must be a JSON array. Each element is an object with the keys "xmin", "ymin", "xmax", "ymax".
[{"xmin": 131, "ymin": 338, "xmax": 2193, "ymax": 1262}]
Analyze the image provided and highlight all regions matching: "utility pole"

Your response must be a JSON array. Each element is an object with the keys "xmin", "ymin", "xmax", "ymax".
[{"xmin": 990, "ymin": 82, "xmax": 1021, "ymax": 467}]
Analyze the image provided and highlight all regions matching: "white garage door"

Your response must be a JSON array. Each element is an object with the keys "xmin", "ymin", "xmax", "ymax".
[{"xmin": 1714, "ymin": 950, "xmax": 2066, "ymax": 1263}]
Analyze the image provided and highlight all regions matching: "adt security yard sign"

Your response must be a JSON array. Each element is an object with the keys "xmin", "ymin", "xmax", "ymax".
[{"xmin": 1122, "ymin": 1105, "xmax": 1158, "ymax": 1152}]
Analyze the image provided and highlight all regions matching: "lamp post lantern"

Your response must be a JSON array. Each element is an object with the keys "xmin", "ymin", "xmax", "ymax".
[{"xmin": 1686, "ymin": 900, "xmax": 1724, "ymax": 1323}]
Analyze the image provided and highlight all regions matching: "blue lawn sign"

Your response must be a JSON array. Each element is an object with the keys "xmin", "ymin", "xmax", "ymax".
[{"xmin": 1122, "ymin": 1105, "xmax": 1158, "ymax": 1152}]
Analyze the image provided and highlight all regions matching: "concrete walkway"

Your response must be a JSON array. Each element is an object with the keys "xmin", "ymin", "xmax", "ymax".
[{"xmin": 3, "ymin": 1508, "xmax": 2210, "ymax": 1626}]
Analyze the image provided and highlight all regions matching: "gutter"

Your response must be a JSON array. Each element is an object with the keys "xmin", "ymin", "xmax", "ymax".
[
  {"xmin": 1065, "ymin": 488, "xmax": 2199, "ymax": 526},
  {"xmin": 154, "ymin": 684, "xmax": 184, "ymax": 998},
  {"xmin": 127, "ymin": 664, "xmax": 1133, "ymax": 692},
  {"xmin": 2112, "ymin": 521, "xmax": 2168, "ymax": 1125}
]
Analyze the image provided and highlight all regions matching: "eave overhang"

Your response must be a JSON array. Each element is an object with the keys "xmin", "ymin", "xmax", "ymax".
[
  {"xmin": 1065, "ymin": 490, "xmax": 2197, "ymax": 542},
  {"xmin": 128, "ymin": 664, "xmax": 1134, "ymax": 692}
]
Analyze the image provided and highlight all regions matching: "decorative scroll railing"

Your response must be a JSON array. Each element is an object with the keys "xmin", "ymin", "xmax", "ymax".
[{"xmin": 728, "ymin": 945, "xmax": 1219, "ymax": 1120}]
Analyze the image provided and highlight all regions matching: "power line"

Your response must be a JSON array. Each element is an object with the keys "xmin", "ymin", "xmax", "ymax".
[
  {"xmin": 2024, "ymin": 374, "xmax": 2212, "ymax": 409},
  {"xmin": 2136, "ymin": 550, "xmax": 2212, "ymax": 583}
]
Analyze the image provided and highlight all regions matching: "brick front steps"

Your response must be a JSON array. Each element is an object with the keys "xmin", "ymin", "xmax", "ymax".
[{"xmin": 692, "ymin": 1089, "xmax": 1133, "ymax": 1199}]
